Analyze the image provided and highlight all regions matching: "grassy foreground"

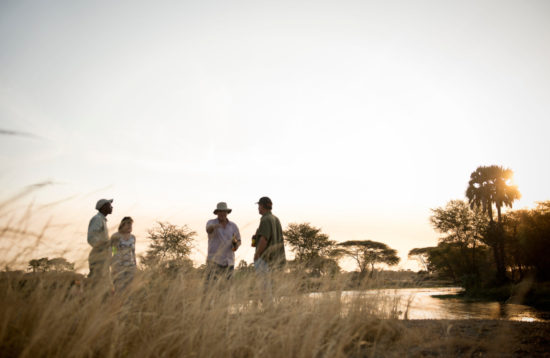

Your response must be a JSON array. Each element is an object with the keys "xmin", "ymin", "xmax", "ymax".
[{"xmin": 1, "ymin": 269, "xmax": 549, "ymax": 357}]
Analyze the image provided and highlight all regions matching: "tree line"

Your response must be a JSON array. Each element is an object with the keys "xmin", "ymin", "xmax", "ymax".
[
  {"xmin": 26, "ymin": 222, "xmax": 401, "ymax": 279},
  {"xmin": 409, "ymin": 165, "xmax": 550, "ymax": 289},
  {"xmin": 28, "ymin": 257, "xmax": 75, "ymax": 272}
]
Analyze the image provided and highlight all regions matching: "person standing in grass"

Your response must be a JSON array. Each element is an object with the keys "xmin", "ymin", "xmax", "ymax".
[
  {"xmin": 205, "ymin": 202, "xmax": 241, "ymax": 285},
  {"xmin": 253, "ymin": 196, "xmax": 286, "ymax": 300},
  {"xmin": 110, "ymin": 216, "xmax": 137, "ymax": 292},
  {"xmin": 87, "ymin": 198, "xmax": 113, "ymax": 290}
]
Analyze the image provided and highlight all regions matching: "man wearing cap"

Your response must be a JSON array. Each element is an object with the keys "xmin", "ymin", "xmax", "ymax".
[
  {"xmin": 205, "ymin": 202, "xmax": 241, "ymax": 284},
  {"xmin": 87, "ymin": 198, "xmax": 113, "ymax": 289},
  {"xmin": 253, "ymin": 196, "xmax": 286, "ymax": 271}
]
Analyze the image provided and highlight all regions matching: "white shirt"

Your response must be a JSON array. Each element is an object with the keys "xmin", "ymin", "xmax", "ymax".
[
  {"xmin": 206, "ymin": 219, "xmax": 241, "ymax": 266},
  {"xmin": 87, "ymin": 212, "xmax": 109, "ymax": 248}
]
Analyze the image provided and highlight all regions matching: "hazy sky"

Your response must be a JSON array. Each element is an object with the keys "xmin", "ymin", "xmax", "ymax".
[{"xmin": 1, "ymin": 0, "xmax": 549, "ymax": 271}]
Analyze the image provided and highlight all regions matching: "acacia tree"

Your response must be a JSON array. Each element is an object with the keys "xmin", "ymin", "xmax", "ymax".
[
  {"xmin": 466, "ymin": 165, "xmax": 521, "ymax": 282},
  {"xmin": 284, "ymin": 223, "xmax": 341, "ymax": 276},
  {"xmin": 141, "ymin": 222, "xmax": 196, "ymax": 272},
  {"xmin": 47, "ymin": 257, "xmax": 75, "ymax": 272},
  {"xmin": 408, "ymin": 247, "xmax": 433, "ymax": 272},
  {"xmin": 28, "ymin": 257, "xmax": 75, "ymax": 272},
  {"xmin": 28, "ymin": 258, "xmax": 47, "ymax": 272},
  {"xmin": 338, "ymin": 240, "xmax": 400, "ymax": 277}
]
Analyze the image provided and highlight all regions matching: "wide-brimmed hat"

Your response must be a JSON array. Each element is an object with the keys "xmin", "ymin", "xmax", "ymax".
[
  {"xmin": 95, "ymin": 198, "xmax": 113, "ymax": 210},
  {"xmin": 213, "ymin": 202, "xmax": 232, "ymax": 214}
]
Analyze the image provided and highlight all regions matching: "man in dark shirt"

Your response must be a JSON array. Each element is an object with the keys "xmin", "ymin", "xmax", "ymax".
[
  {"xmin": 253, "ymin": 196, "xmax": 286, "ymax": 269},
  {"xmin": 253, "ymin": 196, "xmax": 286, "ymax": 280}
]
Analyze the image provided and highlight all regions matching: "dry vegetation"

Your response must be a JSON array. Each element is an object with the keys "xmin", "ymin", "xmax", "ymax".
[
  {"xmin": 1, "ymin": 268, "xmax": 549, "ymax": 358},
  {"xmin": 0, "ymin": 194, "xmax": 548, "ymax": 357}
]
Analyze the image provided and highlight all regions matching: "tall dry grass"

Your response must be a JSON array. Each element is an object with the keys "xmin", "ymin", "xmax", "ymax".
[
  {"xmin": 0, "ymin": 267, "xmax": 410, "ymax": 358},
  {"xmin": 3, "ymin": 255, "xmax": 546, "ymax": 357},
  {"xmin": 0, "ymin": 186, "xmax": 410, "ymax": 357},
  {"xmin": 0, "ymin": 192, "xmax": 538, "ymax": 357}
]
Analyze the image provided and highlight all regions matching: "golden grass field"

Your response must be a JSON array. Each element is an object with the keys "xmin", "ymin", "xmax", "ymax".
[{"xmin": 1, "ymin": 268, "xmax": 549, "ymax": 358}]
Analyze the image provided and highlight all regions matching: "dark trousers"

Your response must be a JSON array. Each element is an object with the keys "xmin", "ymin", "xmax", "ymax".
[{"xmin": 205, "ymin": 261, "xmax": 234, "ymax": 285}]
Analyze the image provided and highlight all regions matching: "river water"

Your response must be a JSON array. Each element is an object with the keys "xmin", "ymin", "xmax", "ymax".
[{"xmin": 340, "ymin": 287, "xmax": 550, "ymax": 322}]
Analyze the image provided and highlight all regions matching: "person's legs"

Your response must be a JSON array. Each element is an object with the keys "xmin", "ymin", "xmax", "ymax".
[
  {"xmin": 254, "ymin": 258, "xmax": 273, "ymax": 304},
  {"xmin": 206, "ymin": 261, "xmax": 224, "ymax": 286},
  {"xmin": 88, "ymin": 248, "xmax": 112, "ymax": 295},
  {"xmin": 206, "ymin": 262, "xmax": 235, "ymax": 293},
  {"xmin": 203, "ymin": 262, "xmax": 231, "ymax": 308},
  {"xmin": 226, "ymin": 265, "xmax": 234, "ymax": 280},
  {"xmin": 113, "ymin": 268, "xmax": 135, "ymax": 293}
]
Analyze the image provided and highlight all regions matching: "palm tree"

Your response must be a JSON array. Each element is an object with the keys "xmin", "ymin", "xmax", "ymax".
[{"xmin": 465, "ymin": 165, "xmax": 521, "ymax": 282}]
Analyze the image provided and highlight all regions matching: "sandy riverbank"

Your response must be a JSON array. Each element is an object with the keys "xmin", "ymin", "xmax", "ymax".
[{"xmin": 379, "ymin": 319, "xmax": 550, "ymax": 357}]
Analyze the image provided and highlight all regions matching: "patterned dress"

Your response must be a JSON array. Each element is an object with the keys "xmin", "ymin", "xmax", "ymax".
[{"xmin": 111, "ymin": 233, "xmax": 137, "ymax": 291}]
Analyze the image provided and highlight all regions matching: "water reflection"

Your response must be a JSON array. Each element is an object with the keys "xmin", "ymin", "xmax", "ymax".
[{"xmin": 341, "ymin": 287, "xmax": 549, "ymax": 322}]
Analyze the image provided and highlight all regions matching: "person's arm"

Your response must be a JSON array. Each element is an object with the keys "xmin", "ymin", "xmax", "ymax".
[
  {"xmin": 234, "ymin": 225, "xmax": 242, "ymax": 250},
  {"xmin": 254, "ymin": 217, "xmax": 271, "ymax": 260},
  {"xmin": 87, "ymin": 216, "xmax": 105, "ymax": 248},
  {"xmin": 254, "ymin": 236, "xmax": 268, "ymax": 261},
  {"xmin": 206, "ymin": 221, "xmax": 219, "ymax": 234},
  {"xmin": 110, "ymin": 232, "xmax": 119, "ymax": 245},
  {"xmin": 110, "ymin": 233, "xmax": 119, "ymax": 258},
  {"xmin": 132, "ymin": 234, "xmax": 137, "ymax": 265}
]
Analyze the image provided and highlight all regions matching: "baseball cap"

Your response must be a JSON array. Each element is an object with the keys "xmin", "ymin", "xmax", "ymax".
[
  {"xmin": 256, "ymin": 196, "xmax": 272, "ymax": 208},
  {"xmin": 95, "ymin": 198, "xmax": 113, "ymax": 210}
]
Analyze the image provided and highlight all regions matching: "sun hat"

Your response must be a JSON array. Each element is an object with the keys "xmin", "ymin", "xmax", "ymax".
[
  {"xmin": 213, "ymin": 202, "xmax": 232, "ymax": 214},
  {"xmin": 95, "ymin": 198, "xmax": 113, "ymax": 210},
  {"xmin": 256, "ymin": 196, "xmax": 272, "ymax": 209}
]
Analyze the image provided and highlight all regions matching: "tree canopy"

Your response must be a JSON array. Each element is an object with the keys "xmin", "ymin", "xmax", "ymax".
[
  {"xmin": 141, "ymin": 222, "xmax": 196, "ymax": 272},
  {"xmin": 429, "ymin": 200, "xmax": 489, "ymax": 278},
  {"xmin": 502, "ymin": 201, "xmax": 550, "ymax": 281},
  {"xmin": 466, "ymin": 165, "xmax": 521, "ymax": 283},
  {"xmin": 284, "ymin": 222, "xmax": 341, "ymax": 276},
  {"xmin": 414, "ymin": 198, "xmax": 550, "ymax": 286},
  {"xmin": 430, "ymin": 200, "xmax": 488, "ymax": 246},
  {"xmin": 466, "ymin": 165, "xmax": 520, "ymax": 223},
  {"xmin": 408, "ymin": 247, "xmax": 434, "ymax": 272},
  {"xmin": 28, "ymin": 257, "xmax": 75, "ymax": 273},
  {"xmin": 338, "ymin": 240, "xmax": 399, "ymax": 276}
]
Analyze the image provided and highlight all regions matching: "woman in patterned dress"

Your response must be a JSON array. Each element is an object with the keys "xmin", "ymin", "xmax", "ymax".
[{"xmin": 110, "ymin": 216, "xmax": 137, "ymax": 292}]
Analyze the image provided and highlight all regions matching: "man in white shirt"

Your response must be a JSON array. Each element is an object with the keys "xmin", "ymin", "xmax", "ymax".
[
  {"xmin": 205, "ymin": 202, "xmax": 241, "ymax": 285},
  {"xmin": 87, "ymin": 198, "xmax": 113, "ymax": 290}
]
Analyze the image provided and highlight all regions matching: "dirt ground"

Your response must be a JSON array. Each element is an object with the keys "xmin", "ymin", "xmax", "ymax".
[{"xmin": 392, "ymin": 319, "xmax": 550, "ymax": 357}]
